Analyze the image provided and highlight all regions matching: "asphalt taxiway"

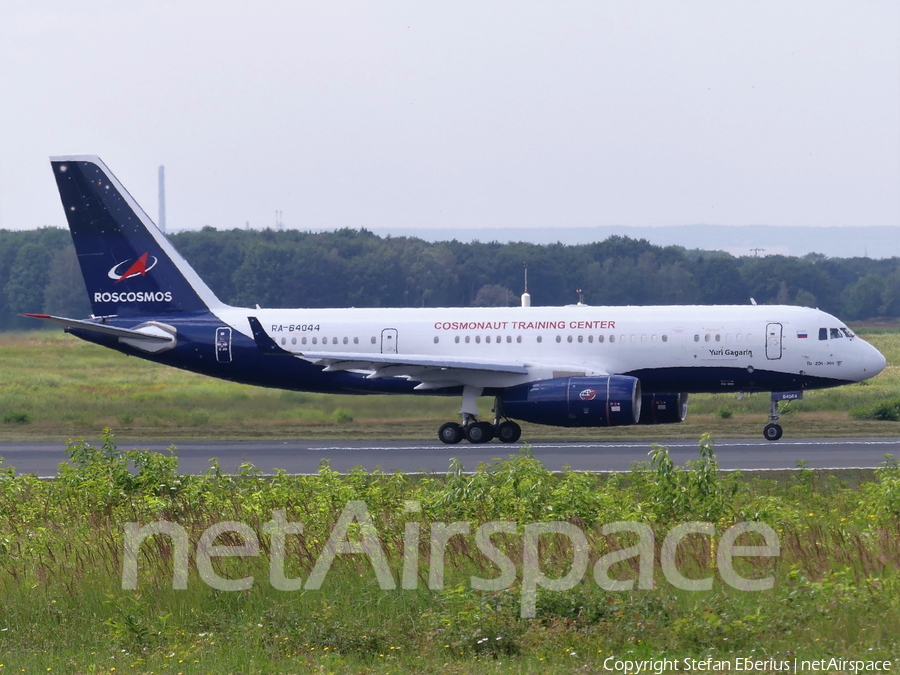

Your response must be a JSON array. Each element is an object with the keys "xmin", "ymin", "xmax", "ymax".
[{"xmin": 1, "ymin": 437, "xmax": 899, "ymax": 476}]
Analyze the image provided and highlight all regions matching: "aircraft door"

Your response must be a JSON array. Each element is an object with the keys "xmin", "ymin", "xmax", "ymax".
[
  {"xmin": 381, "ymin": 328, "xmax": 398, "ymax": 354},
  {"xmin": 766, "ymin": 323, "xmax": 783, "ymax": 360},
  {"xmin": 672, "ymin": 330, "xmax": 687, "ymax": 360},
  {"xmin": 216, "ymin": 327, "xmax": 232, "ymax": 363}
]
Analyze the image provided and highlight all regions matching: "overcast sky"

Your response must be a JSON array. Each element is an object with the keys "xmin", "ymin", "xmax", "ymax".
[{"xmin": 1, "ymin": 1, "xmax": 898, "ymax": 234}]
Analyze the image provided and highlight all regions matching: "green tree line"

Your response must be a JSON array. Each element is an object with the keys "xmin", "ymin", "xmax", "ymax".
[{"xmin": 2, "ymin": 226, "xmax": 900, "ymax": 329}]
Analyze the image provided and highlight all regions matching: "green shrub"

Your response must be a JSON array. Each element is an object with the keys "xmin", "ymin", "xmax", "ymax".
[
  {"xmin": 850, "ymin": 398, "xmax": 900, "ymax": 421},
  {"xmin": 2, "ymin": 411, "xmax": 30, "ymax": 424},
  {"xmin": 332, "ymin": 408, "xmax": 354, "ymax": 423},
  {"xmin": 717, "ymin": 406, "xmax": 733, "ymax": 419},
  {"xmin": 636, "ymin": 433, "xmax": 738, "ymax": 522}
]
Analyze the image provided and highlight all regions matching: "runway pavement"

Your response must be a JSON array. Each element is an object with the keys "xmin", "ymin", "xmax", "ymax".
[{"xmin": 2, "ymin": 436, "xmax": 899, "ymax": 476}]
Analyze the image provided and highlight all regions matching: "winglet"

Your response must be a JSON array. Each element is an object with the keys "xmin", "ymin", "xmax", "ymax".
[{"xmin": 247, "ymin": 316, "xmax": 292, "ymax": 356}]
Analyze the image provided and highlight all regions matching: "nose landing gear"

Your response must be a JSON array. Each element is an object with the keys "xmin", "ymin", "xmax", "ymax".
[{"xmin": 763, "ymin": 397, "xmax": 784, "ymax": 441}]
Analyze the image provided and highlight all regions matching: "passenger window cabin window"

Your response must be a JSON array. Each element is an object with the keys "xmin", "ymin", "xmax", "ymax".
[
  {"xmin": 537, "ymin": 336, "xmax": 543, "ymax": 343},
  {"xmin": 516, "ymin": 336, "xmax": 522, "ymax": 343},
  {"xmin": 609, "ymin": 335, "xmax": 615, "ymax": 343},
  {"xmin": 302, "ymin": 337, "xmax": 307, "ymax": 345},
  {"xmin": 598, "ymin": 335, "xmax": 604, "ymax": 343},
  {"xmin": 497, "ymin": 335, "xmax": 501, "ymax": 343},
  {"xmin": 465, "ymin": 336, "xmax": 471, "ymax": 343},
  {"xmin": 292, "ymin": 338, "xmax": 297, "ymax": 345},
  {"xmin": 578, "ymin": 335, "xmax": 583, "ymax": 343},
  {"xmin": 475, "ymin": 336, "xmax": 481, "ymax": 344},
  {"xmin": 312, "ymin": 337, "xmax": 318, "ymax": 345},
  {"xmin": 715, "ymin": 334, "xmax": 721, "ymax": 342},
  {"xmin": 662, "ymin": 335, "xmax": 668, "ymax": 343},
  {"xmin": 830, "ymin": 328, "xmax": 842, "ymax": 339},
  {"xmin": 281, "ymin": 338, "xmax": 286, "ymax": 346},
  {"xmin": 455, "ymin": 336, "xmax": 460, "ymax": 344},
  {"xmin": 588, "ymin": 335, "xmax": 594, "ymax": 343},
  {"xmin": 434, "ymin": 336, "xmax": 439, "ymax": 344},
  {"xmin": 704, "ymin": 334, "xmax": 711, "ymax": 342},
  {"xmin": 507, "ymin": 336, "xmax": 513, "ymax": 343},
  {"xmin": 343, "ymin": 337, "xmax": 348, "ymax": 345},
  {"xmin": 371, "ymin": 337, "xmax": 376, "ymax": 344},
  {"xmin": 819, "ymin": 328, "xmax": 827, "ymax": 340},
  {"xmin": 353, "ymin": 337, "xmax": 359, "ymax": 345},
  {"xmin": 486, "ymin": 336, "xmax": 491, "ymax": 344},
  {"xmin": 556, "ymin": 335, "xmax": 562, "ymax": 343},
  {"xmin": 694, "ymin": 334, "xmax": 700, "ymax": 342},
  {"xmin": 567, "ymin": 335, "xmax": 573, "ymax": 343}
]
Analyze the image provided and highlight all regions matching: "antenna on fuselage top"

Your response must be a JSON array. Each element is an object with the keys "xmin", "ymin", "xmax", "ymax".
[{"xmin": 521, "ymin": 262, "xmax": 531, "ymax": 307}]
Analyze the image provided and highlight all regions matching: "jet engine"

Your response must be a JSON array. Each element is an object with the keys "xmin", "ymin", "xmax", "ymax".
[
  {"xmin": 500, "ymin": 376, "xmax": 641, "ymax": 427},
  {"xmin": 638, "ymin": 392, "xmax": 689, "ymax": 424}
]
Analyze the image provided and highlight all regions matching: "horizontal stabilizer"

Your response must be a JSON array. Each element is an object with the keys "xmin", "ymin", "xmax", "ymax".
[{"xmin": 23, "ymin": 314, "xmax": 176, "ymax": 353}]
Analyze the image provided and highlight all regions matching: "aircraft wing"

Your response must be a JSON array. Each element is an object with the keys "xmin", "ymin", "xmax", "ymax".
[
  {"xmin": 247, "ymin": 315, "xmax": 534, "ymax": 389},
  {"xmin": 299, "ymin": 350, "xmax": 528, "ymax": 372}
]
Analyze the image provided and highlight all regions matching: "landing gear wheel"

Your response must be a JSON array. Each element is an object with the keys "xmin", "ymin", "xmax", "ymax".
[
  {"xmin": 438, "ymin": 422, "xmax": 464, "ymax": 444},
  {"xmin": 497, "ymin": 420, "xmax": 522, "ymax": 444},
  {"xmin": 763, "ymin": 423, "xmax": 783, "ymax": 441},
  {"xmin": 466, "ymin": 421, "xmax": 495, "ymax": 444}
]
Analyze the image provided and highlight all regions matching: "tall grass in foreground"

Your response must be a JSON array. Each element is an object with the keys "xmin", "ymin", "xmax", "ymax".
[{"xmin": 1, "ymin": 433, "xmax": 899, "ymax": 673}]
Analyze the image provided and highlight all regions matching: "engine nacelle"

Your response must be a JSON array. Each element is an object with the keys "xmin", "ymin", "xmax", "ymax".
[
  {"xmin": 638, "ymin": 392, "xmax": 689, "ymax": 425},
  {"xmin": 500, "ymin": 376, "xmax": 641, "ymax": 427}
]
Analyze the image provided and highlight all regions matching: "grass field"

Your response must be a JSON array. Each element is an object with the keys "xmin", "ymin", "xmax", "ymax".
[{"xmin": 1, "ymin": 328, "xmax": 899, "ymax": 442}]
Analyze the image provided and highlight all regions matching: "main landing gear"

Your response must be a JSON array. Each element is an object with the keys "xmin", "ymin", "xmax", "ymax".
[
  {"xmin": 437, "ymin": 417, "xmax": 522, "ymax": 444},
  {"xmin": 437, "ymin": 387, "xmax": 523, "ymax": 445},
  {"xmin": 763, "ymin": 398, "xmax": 784, "ymax": 441}
]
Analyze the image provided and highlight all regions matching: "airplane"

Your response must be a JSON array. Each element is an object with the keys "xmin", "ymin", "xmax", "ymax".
[{"xmin": 25, "ymin": 156, "xmax": 887, "ymax": 443}]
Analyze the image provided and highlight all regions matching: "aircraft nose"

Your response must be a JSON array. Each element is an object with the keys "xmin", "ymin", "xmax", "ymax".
[{"xmin": 861, "ymin": 342, "xmax": 887, "ymax": 378}]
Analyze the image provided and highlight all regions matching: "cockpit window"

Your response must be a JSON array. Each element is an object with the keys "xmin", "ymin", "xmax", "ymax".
[
  {"xmin": 841, "ymin": 327, "xmax": 855, "ymax": 338},
  {"xmin": 818, "ymin": 328, "xmax": 827, "ymax": 340},
  {"xmin": 830, "ymin": 328, "xmax": 842, "ymax": 339}
]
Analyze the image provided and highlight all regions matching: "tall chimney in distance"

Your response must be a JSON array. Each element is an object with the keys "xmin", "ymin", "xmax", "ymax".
[{"xmin": 158, "ymin": 165, "xmax": 166, "ymax": 233}]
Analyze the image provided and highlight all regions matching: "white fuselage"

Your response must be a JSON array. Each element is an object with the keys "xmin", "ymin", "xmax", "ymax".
[{"xmin": 220, "ymin": 303, "xmax": 886, "ymax": 393}]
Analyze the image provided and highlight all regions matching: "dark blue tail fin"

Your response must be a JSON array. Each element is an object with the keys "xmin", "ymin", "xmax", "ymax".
[{"xmin": 50, "ymin": 156, "xmax": 225, "ymax": 316}]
